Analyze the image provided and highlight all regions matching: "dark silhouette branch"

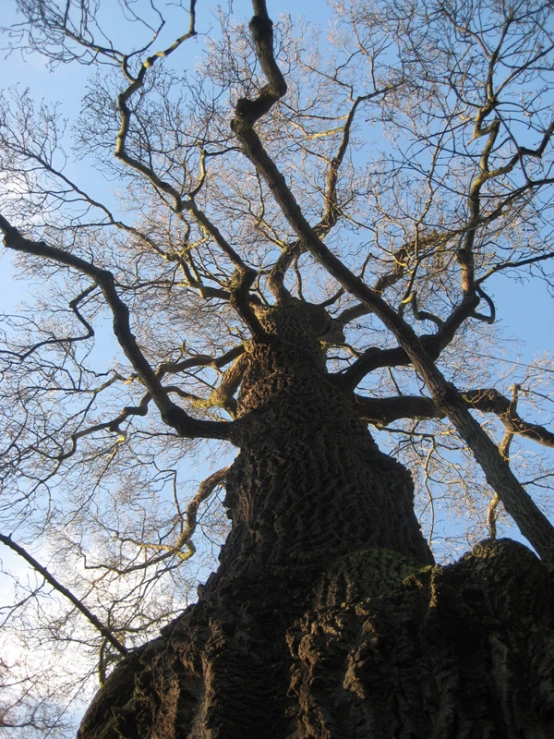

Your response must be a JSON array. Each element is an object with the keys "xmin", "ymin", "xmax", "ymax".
[
  {"xmin": 477, "ymin": 250, "xmax": 554, "ymax": 284},
  {"xmin": 354, "ymin": 388, "xmax": 554, "ymax": 449},
  {"xmin": 0, "ymin": 284, "xmax": 96, "ymax": 361},
  {"xmin": 0, "ymin": 533, "xmax": 128, "ymax": 656}
]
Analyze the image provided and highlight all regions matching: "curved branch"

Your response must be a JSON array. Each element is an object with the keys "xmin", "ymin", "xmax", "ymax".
[
  {"xmin": 0, "ymin": 214, "xmax": 231, "ymax": 441},
  {"xmin": 232, "ymin": 2, "xmax": 554, "ymax": 562},
  {"xmin": 158, "ymin": 345, "xmax": 244, "ymax": 375},
  {"xmin": 402, "ymin": 291, "xmax": 443, "ymax": 328},
  {"xmin": 318, "ymin": 91, "xmax": 394, "ymax": 233},
  {"xmin": 102, "ymin": 467, "xmax": 229, "ymax": 575},
  {"xmin": 0, "ymin": 284, "xmax": 96, "ymax": 362},
  {"xmin": 472, "ymin": 286, "xmax": 496, "ymax": 324},
  {"xmin": 354, "ymin": 388, "xmax": 554, "ymax": 448},
  {"xmin": 114, "ymin": 2, "xmax": 198, "ymax": 209}
]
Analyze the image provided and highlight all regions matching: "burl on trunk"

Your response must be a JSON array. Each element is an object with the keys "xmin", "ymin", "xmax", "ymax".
[{"xmin": 79, "ymin": 302, "xmax": 554, "ymax": 738}]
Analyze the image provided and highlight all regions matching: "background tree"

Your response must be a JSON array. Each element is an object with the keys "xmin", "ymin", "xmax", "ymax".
[{"xmin": 1, "ymin": 0, "xmax": 554, "ymax": 735}]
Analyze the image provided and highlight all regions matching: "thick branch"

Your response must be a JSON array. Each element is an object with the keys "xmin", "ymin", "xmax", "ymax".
[
  {"xmin": 0, "ymin": 214, "xmax": 231, "ymax": 441},
  {"xmin": 354, "ymin": 389, "xmax": 554, "ymax": 448},
  {"xmin": 334, "ymin": 295, "xmax": 478, "ymax": 391},
  {"xmin": 232, "ymin": 1, "xmax": 287, "ymax": 127},
  {"xmin": 232, "ymin": 3, "xmax": 554, "ymax": 562},
  {"xmin": 191, "ymin": 354, "xmax": 248, "ymax": 418},
  {"xmin": 158, "ymin": 345, "xmax": 244, "ymax": 376}
]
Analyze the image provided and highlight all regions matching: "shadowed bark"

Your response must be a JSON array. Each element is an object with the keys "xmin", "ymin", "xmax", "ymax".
[
  {"xmin": 78, "ymin": 303, "xmax": 554, "ymax": 738},
  {"xmin": 3, "ymin": 1, "xmax": 554, "ymax": 734}
]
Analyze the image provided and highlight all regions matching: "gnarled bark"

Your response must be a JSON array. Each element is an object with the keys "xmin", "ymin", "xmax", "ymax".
[{"xmin": 79, "ymin": 303, "xmax": 554, "ymax": 738}]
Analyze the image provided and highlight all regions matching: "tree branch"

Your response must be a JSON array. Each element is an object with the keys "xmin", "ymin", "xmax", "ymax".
[
  {"xmin": 93, "ymin": 467, "xmax": 229, "ymax": 575},
  {"xmin": 231, "ymin": 1, "xmax": 554, "ymax": 562},
  {"xmin": 333, "ymin": 297, "xmax": 478, "ymax": 391},
  {"xmin": 114, "ymin": 3, "xmax": 198, "ymax": 209},
  {"xmin": 0, "ymin": 533, "xmax": 128, "ymax": 656},
  {"xmin": 354, "ymin": 388, "xmax": 554, "ymax": 449},
  {"xmin": 0, "ymin": 214, "xmax": 231, "ymax": 441}
]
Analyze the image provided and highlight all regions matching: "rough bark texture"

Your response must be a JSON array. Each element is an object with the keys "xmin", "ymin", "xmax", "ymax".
[{"xmin": 79, "ymin": 303, "xmax": 554, "ymax": 738}]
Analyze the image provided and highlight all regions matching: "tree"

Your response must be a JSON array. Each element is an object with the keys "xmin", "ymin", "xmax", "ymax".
[{"xmin": 1, "ymin": 0, "xmax": 554, "ymax": 735}]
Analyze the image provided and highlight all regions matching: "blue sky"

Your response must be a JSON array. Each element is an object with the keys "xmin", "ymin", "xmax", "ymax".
[
  {"xmin": 2, "ymin": 0, "xmax": 551, "ymax": 351},
  {"xmin": 1, "ymin": 0, "xmax": 553, "ymax": 550},
  {"xmin": 0, "ymin": 6, "xmax": 553, "ymax": 728}
]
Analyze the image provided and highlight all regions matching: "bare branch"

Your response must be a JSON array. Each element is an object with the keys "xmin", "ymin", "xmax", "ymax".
[
  {"xmin": 0, "ymin": 533, "xmax": 127, "ymax": 656},
  {"xmin": 354, "ymin": 388, "xmax": 554, "ymax": 449},
  {"xmin": 0, "ymin": 214, "xmax": 231, "ymax": 441}
]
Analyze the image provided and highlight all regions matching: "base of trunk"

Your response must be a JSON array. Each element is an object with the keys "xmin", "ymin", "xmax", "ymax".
[{"xmin": 79, "ymin": 539, "xmax": 554, "ymax": 738}]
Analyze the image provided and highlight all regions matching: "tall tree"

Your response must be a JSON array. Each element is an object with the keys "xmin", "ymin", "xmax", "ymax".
[{"xmin": 1, "ymin": 0, "xmax": 554, "ymax": 735}]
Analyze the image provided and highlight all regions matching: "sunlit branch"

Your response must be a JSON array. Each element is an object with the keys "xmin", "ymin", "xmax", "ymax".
[
  {"xmin": 400, "ymin": 291, "xmax": 443, "ymax": 328},
  {"xmin": 58, "ymin": 346, "xmax": 245, "ymax": 459},
  {"xmin": 320, "ymin": 90, "xmax": 394, "ymax": 232},
  {"xmin": 488, "ymin": 384, "xmax": 520, "ymax": 539},
  {"xmin": 177, "ymin": 254, "xmax": 232, "ymax": 302},
  {"xmin": 101, "ymin": 467, "xmax": 229, "ymax": 575},
  {"xmin": 0, "ymin": 214, "xmax": 231, "ymax": 441},
  {"xmin": 190, "ymin": 353, "xmax": 249, "ymax": 418},
  {"xmin": 232, "ymin": 0, "xmax": 554, "ymax": 562},
  {"xmin": 114, "ymin": 2, "xmax": 198, "ymax": 209},
  {"xmin": 335, "ymin": 242, "xmax": 414, "ymax": 326},
  {"xmin": 461, "ymin": 94, "xmax": 554, "ymax": 299},
  {"xmin": 58, "ymin": 397, "xmax": 150, "ymax": 461},
  {"xmin": 108, "ymin": 8, "xmax": 265, "ymax": 333},
  {"xmin": 268, "ymin": 91, "xmax": 397, "ymax": 303}
]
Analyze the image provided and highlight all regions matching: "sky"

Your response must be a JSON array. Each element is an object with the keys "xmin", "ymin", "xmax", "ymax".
[
  {"xmin": 1, "ymin": 0, "xmax": 553, "ymax": 730},
  {"xmin": 2, "ymin": 0, "xmax": 551, "ymax": 343},
  {"xmin": 1, "ymin": 0, "xmax": 552, "ymax": 535}
]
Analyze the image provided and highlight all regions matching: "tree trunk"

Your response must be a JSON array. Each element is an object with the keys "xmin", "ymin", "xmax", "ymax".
[{"xmin": 79, "ymin": 302, "xmax": 554, "ymax": 738}]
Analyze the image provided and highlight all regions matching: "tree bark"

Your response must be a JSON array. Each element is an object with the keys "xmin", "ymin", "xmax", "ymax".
[{"xmin": 79, "ymin": 302, "xmax": 554, "ymax": 738}]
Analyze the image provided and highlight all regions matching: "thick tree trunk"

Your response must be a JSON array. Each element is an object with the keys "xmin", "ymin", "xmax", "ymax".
[{"xmin": 79, "ymin": 303, "xmax": 554, "ymax": 738}]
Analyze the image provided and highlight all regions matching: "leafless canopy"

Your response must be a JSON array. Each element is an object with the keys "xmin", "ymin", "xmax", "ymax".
[{"xmin": 1, "ymin": 0, "xmax": 554, "ymax": 732}]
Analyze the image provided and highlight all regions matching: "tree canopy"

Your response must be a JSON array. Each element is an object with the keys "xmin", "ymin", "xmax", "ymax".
[{"xmin": 1, "ymin": 0, "xmax": 554, "ymax": 734}]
